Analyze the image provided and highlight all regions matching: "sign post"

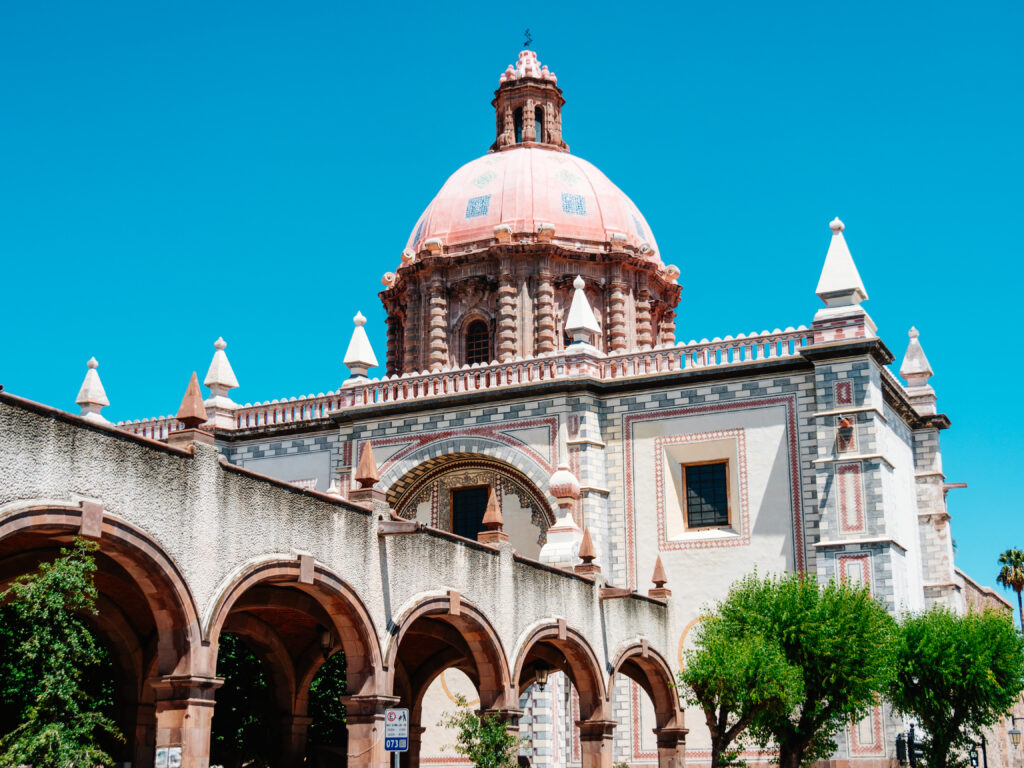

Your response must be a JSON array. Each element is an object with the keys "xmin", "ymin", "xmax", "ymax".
[{"xmin": 385, "ymin": 707, "xmax": 410, "ymax": 768}]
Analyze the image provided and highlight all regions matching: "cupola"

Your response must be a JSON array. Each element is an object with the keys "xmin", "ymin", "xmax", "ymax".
[{"xmin": 491, "ymin": 50, "xmax": 568, "ymax": 152}]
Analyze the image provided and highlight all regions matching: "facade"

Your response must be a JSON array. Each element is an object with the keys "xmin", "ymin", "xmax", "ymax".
[{"xmin": 0, "ymin": 48, "xmax": 1013, "ymax": 768}]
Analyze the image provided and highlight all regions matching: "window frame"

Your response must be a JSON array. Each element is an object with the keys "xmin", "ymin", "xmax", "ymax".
[
  {"xmin": 464, "ymin": 318, "xmax": 492, "ymax": 365},
  {"xmin": 681, "ymin": 458, "xmax": 731, "ymax": 531}
]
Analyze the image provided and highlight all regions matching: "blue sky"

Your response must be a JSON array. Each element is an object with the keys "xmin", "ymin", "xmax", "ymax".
[{"xmin": 2, "ymin": 1, "xmax": 1021, "ymax": 611}]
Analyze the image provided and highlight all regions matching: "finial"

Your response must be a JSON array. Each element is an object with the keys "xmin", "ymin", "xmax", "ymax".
[
  {"xmin": 355, "ymin": 441, "xmax": 380, "ymax": 489},
  {"xmin": 815, "ymin": 216, "xmax": 868, "ymax": 307},
  {"xmin": 578, "ymin": 527, "xmax": 596, "ymax": 563},
  {"xmin": 908, "ymin": 326, "xmax": 920, "ymax": 339},
  {"xmin": 524, "ymin": 28, "xmax": 532, "ymax": 48},
  {"xmin": 482, "ymin": 487, "xmax": 504, "ymax": 530},
  {"xmin": 204, "ymin": 336, "xmax": 239, "ymax": 396},
  {"xmin": 176, "ymin": 372, "xmax": 208, "ymax": 429},
  {"xmin": 75, "ymin": 357, "xmax": 110, "ymax": 424},
  {"xmin": 549, "ymin": 462, "xmax": 581, "ymax": 501},
  {"xmin": 344, "ymin": 311, "xmax": 379, "ymax": 380},
  {"xmin": 565, "ymin": 276, "xmax": 600, "ymax": 346},
  {"xmin": 651, "ymin": 556, "xmax": 667, "ymax": 588},
  {"xmin": 899, "ymin": 326, "xmax": 937, "ymax": 415}
]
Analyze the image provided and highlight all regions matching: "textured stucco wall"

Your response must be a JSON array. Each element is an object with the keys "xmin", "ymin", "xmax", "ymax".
[{"xmin": 0, "ymin": 398, "xmax": 672, "ymax": 684}]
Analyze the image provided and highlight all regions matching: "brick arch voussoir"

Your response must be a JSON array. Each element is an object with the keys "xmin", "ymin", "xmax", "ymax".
[
  {"xmin": 205, "ymin": 557, "xmax": 383, "ymax": 695},
  {"xmin": 384, "ymin": 448, "xmax": 555, "ymax": 525},
  {"xmin": 0, "ymin": 503, "xmax": 202, "ymax": 677},
  {"xmin": 512, "ymin": 620, "xmax": 608, "ymax": 722},
  {"xmin": 385, "ymin": 592, "xmax": 511, "ymax": 712},
  {"xmin": 608, "ymin": 641, "xmax": 683, "ymax": 730}
]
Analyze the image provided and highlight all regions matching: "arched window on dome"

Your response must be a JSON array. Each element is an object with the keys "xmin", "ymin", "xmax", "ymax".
[
  {"xmin": 466, "ymin": 320, "xmax": 491, "ymax": 365},
  {"xmin": 514, "ymin": 108, "xmax": 523, "ymax": 144},
  {"xmin": 534, "ymin": 107, "xmax": 544, "ymax": 143}
]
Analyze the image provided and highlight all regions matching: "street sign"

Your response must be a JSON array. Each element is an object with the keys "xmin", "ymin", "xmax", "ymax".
[{"xmin": 385, "ymin": 707, "xmax": 410, "ymax": 752}]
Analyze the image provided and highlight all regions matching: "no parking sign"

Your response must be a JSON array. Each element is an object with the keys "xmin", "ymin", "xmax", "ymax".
[{"xmin": 385, "ymin": 707, "xmax": 409, "ymax": 752}]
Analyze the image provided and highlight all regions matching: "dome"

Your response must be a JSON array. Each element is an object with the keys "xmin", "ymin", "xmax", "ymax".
[{"xmin": 405, "ymin": 146, "xmax": 661, "ymax": 263}]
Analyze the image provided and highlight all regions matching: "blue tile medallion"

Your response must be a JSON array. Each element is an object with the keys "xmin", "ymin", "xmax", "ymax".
[{"xmin": 465, "ymin": 194, "xmax": 492, "ymax": 219}]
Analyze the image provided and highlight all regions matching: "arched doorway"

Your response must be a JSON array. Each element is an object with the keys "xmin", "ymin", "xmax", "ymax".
[
  {"xmin": 512, "ymin": 621, "xmax": 611, "ymax": 768},
  {"xmin": 608, "ymin": 642, "xmax": 686, "ymax": 768},
  {"xmin": 386, "ymin": 593, "xmax": 512, "ymax": 768},
  {"xmin": 207, "ymin": 559, "xmax": 383, "ymax": 768},
  {"xmin": 0, "ymin": 505, "xmax": 201, "ymax": 768}
]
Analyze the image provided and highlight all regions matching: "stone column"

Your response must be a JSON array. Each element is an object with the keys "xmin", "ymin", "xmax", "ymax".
[
  {"xmin": 386, "ymin": 315, "xmax": 404, "ymax": 376},
  {"xmin": 577, "ymin": 720, "xmax": 616, "ymax": 768},
  {"xmin": 405, "ymin": 288, "xmax": 421, "ymax": 373},
  {"xmin": 132, "ymin": 701, "xmax": 156, "ymax": 768},
  {"xmin": 497, "ymin": 265, "xmax": 518, "ymax": 361},
  {"xmin": 654, "ymin": 727, "xmax": 687, "ymax": 768},
  {"xmin": 525, "ymin": 99, "xmax": 536, "ymax": 141},
  {"xmin": 408, "ymin": 724, "xmax": 427, "ymax": 768},
  {"xmin": 149, "ymin": 674, "xmax": 223, "ymax": 768},
  {"xmin": 607, "ymin": 280, "xmax": 627, "ymax": 353},
  {"xmin": 428, "ymin": 281, "xmax": 449, "ymax": 371},
  {"xmin": 535, "ymin": 270, "xmax": 556, "ymax": 354},
  {"xmin": 636, "ymin": 289, "xmax": 653, "ymax": 349},
  {"xmin": 341, "ymin": 694, "xmax": 400, "ymax": 768},
  {"xmin": 280, "ymin": 714, "xmax": 313, "ymax": 768},
  {"xmin": 658, "ymin": 306, "xmax": 677, "ymax": 347}
]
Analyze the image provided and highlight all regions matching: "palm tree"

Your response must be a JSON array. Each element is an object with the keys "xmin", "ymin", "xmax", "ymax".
[{"xmin": 997, "ymin": 548, "xmax": 1024, "ymax": 632}]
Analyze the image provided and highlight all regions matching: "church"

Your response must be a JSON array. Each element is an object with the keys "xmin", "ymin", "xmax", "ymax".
[{"xmin": 0, "ymin": 48, "xmax": 1005, "ymax": 768}]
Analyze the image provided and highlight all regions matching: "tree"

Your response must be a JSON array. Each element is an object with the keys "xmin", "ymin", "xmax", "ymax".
[
  {"xmin": 209, "ymin": 632, "xmax": 276, "ymax": 768},
  {"xmin": 440, "ymin": 694, "xmax": 521, "ymax": 768},
  {"xmin": 997, "ymin": 548, "xmax": 1024, "ymax": 632},
  {"xmin": 889, "ymin": 606, "xmax": 1024, "ymax": 768},
  {"xmin": 720, "ymin": 573, "xmax": 896, "ymax": 768},
  {"xmin": 0, "ymin": 537, "xmax": 123, "ymax": 767},
  {"xmin": 678, "ymin": 604, "xmax": 803, "ymax": 768}
]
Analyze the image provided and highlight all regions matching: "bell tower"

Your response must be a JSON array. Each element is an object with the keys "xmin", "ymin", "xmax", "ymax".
[{"xmin": 490, "ymin": 50, "xmax": 568, "ymax": 152}]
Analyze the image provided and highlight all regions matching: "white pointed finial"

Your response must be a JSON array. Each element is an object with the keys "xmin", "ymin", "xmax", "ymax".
[
  {"xmin": 75, "ymin": 357, "xmax": 110, "ymax": 424},
  {"xmin": 565, "ymin": 276, "xmax": 600, "ymax": 346},
  {"xmin": 203, "ymin": 336, "xmax": 240, "ymax": 427},
  {"xmin": 816, "ymin": 216, "xmax": 867, "ymax": 307},
  {"xmin": 344, "ymin": 311, "xmax": 379, "ymax": 379},
  {"xmin": 899, "ymin": 326, "xmax": 936, "ymax": 414}
]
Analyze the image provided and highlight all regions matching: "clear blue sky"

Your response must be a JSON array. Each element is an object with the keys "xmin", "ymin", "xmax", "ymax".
[{"xmin": 2, "ymin": 1, "xmax": 1021, "ymax": 612}]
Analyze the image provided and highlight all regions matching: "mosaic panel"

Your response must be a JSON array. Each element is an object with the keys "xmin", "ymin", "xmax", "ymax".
[
  {"xmin": 472, "ymin": 170, "xmax": 497, "ymax": 188},
  {"xmin": 465, "ymin": 194, "xmax": 491, "ymax": 219},
  {"xmin": 561, "ymin": 192, "xmax": 587, "ymax": 216},
  {"xmin": 632, "ymin": 214, "xmax": 646, "ymax": 240},
  {"xmin": 557, "ymin": 169, "xmax": 581, "ymax": 187}
]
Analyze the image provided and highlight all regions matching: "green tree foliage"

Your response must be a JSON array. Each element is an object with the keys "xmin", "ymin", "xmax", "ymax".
[
  {"xmin": 440, "ymin": 694, "xmax": 521, "ymax": 768},
  {"xmin": 678, "ymin": 599, "xmax": 804, "ymax": 767},
  {"xmin": 307, "ymin": 650, "xmax": 348, "ymax": 747},
  {"xmin": 210, "ymin": 632, "xmax": 276, "ymax": 768},
  {"xmin": 997, "ymin": 548, "xmax": 1024, "ymax": 632},
  {"xmin": 0, "ymin": 537, "xmax": 123, "ymax": 767},
  {"xmin": 889, "ymin": 606, "xmax": 1024, "ymax": 768},
  {"xmin": 721, "ymin": 573, "xmax": 896, "ymax": 768}
]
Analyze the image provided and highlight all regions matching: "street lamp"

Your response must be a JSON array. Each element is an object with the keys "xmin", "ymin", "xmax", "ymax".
[
  {"xmin": 1009, "ymin": 716, "xmax": 1024, "ymax": 748},
  {"xmin": 319, "ymin": 626, "xmax": 334, "ymax": 659},
  {"xmin": 535, "ymin": 667, "xmax": 549, "ymax": 691}
]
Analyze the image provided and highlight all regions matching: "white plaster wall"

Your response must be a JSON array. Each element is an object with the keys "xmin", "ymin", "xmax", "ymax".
[
  {"xmin": 420, "ymin": 668, "xmax": 477, "ymax": 765},
  {"xmin": 240, "ymin": 451, "xmax": 331, "ymax": 491},
  {"xmin": 881, "ymin": 402, "xmax": 925, "ymax": 612}
]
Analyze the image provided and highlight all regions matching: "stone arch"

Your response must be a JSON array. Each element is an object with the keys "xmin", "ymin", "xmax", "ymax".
[
  {"xmin": 512, "ymin": 619, "xmax": 608, "ymax": 722},
  {"xmin": 383, "ymin": 443, "xmax": 555, "ymax": 522},
  {"xmin": 455, "ymin": 310, "xmax": 495, "ymax": 366},
  {"xmin": 206, "ymin": 556, "xmax": 383, "ymax": 697},
  {"xmin": 385, "ymin": 591, "xmax": 512, "ymax": 714},
  {"xmin": 608, "ymin": 640, "xmax": 683, "ymax": 730},
  {"xmin": 0, "ymin": 502, "xmax": 204, "ymax": 766},
  {"xmin": 0, "ymin": 502, "xmax": 201, "ymax": 674}
]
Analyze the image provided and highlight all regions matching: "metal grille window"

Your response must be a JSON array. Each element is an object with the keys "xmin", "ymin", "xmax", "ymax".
[
  {"xmin": 466, "ymin": 320, "xmax": 491, "ymax": 364},
  {"xmin": 684, "ymin": 461, "xmax": 729, "ymax": 528}
]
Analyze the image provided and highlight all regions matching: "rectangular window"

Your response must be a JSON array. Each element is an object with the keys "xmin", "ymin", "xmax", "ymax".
[
  {"xmin": 450, "ymin": 485, "xmax": 490, "ymax": 539},
  {"xmin": 683, "ymin": 461, "xmax": 729, "ymax": 528}
]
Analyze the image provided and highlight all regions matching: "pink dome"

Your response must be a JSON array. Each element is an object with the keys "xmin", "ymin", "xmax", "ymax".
[{"xmin": 405, "ymin": 147, "xmax": 661, "ymax": 262}]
